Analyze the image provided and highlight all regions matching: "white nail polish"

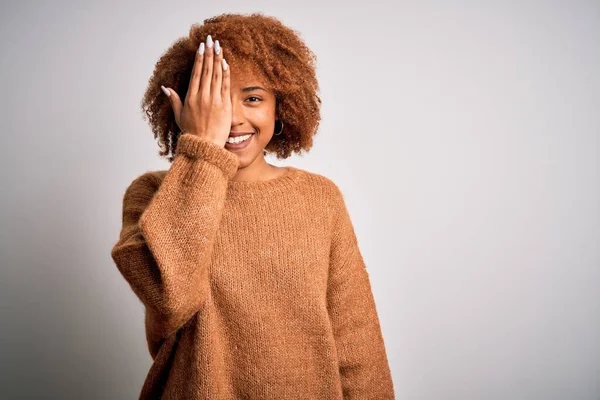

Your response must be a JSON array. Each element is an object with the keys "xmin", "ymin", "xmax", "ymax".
[
  {"xmin": 206, "ymin": 35, "xmax": 213, "ymax": 48},
  {"xmin": 222, "ymin": 58, "xmax": 228, "ymax": 70},
  {"xmin": 160, "ymin": 85, "xmax": 170, "ymax": 96},
  {"xmin": 198, "ymin": 42, "xmax": 204, "ymax": 55},
  {"xmin": 214, "ymin": 40, "xmax": 220, "ymax": 55}
]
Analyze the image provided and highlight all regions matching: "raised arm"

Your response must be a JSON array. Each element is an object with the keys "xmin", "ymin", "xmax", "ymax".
[
  {"xmin": 111, "ymin": 133, "xmax": 238, "ymax": 344},
  {"xmin": 112, "ymin": 35, "xmax": 238, "ymax": 354},
  {"xmin": 327, "ymin": 185, "xmax": 395, "ymax": 399}
]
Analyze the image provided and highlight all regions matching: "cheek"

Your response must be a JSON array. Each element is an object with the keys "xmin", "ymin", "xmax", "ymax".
[{"xmin": 250, "ymin": 106, "xmax": 276, "ymax": 128}]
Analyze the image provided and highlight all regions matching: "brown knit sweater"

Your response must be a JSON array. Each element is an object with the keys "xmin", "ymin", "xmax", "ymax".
[{"xmin": 110, "ymin": 133, "xmax": 395, "ymax": 399}]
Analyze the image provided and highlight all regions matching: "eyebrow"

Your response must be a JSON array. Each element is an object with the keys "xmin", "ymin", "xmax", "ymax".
[{"xmin": 241, "ymin": 86, "xmax": 267, "ymax": 92}]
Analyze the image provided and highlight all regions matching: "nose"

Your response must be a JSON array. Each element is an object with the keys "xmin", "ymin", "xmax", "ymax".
[{"xmin": 231, "ymin": 96, "xmax": 245, "ymax": 127}]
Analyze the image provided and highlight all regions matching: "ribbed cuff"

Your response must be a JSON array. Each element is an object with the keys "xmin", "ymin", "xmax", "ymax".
[{"xmin": 175, "ymin": 133, "xmax": 239, "ymax": 179}]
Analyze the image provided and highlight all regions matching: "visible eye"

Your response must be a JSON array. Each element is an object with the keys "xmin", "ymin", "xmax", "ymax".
[{"xmin": 246, "ymin": 96, "xmax": 262, "ymax": 102}]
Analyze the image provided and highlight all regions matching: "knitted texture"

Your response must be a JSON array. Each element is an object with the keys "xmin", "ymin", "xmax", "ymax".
[{"xmin": 111, "ymin": 133, "xmax": 395, "ymax": 399}]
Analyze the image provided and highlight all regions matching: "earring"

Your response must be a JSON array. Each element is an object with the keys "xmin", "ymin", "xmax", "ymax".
[{"xmin": 274, "ymin": 120, "xmax": 284, "ymax": 136}]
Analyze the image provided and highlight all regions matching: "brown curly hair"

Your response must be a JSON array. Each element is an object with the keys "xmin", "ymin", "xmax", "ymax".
[{"xmin": 140, "ymin": 12, "xmax": 322, "ymax": 162}]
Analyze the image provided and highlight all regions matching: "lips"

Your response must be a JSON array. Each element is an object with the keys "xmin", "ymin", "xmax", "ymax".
[
  {"xmin": 225, "ymin": 132, "xmax": 254, "ymax": 150},
  {"xmin": 229, "ymin": 132, "xmax": 254, "ymax": 137}
]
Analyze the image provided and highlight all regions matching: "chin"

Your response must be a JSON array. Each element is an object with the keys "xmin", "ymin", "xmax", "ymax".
[{"xmin": 233, "ymin": 150, "xmax": 261, "ymax": 169}]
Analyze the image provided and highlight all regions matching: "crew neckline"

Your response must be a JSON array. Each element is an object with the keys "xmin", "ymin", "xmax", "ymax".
[{"xmin": 226, "ymin": 166, "xmax": 302, "ymax": 198}]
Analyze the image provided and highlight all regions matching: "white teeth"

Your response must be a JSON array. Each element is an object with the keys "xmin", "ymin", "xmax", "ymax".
[{"xmin": 227, "ymin": 134, "xmax": 252, "ymax": 144}]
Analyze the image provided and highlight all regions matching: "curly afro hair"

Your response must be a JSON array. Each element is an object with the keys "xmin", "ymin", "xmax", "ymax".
[{"xmin": 140, "ymin": 12, "xmax": 322, "ymax": 162}]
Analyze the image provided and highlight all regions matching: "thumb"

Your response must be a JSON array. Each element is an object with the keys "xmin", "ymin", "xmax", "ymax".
[{"xmin": 160, "ymin": 85, "xmax": 183, "ymax": 126}]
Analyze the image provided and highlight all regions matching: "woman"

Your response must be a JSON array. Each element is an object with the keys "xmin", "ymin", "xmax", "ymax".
[{"xmin": 111, "ymin": 12, "xmax": 394, "ymax": 399}]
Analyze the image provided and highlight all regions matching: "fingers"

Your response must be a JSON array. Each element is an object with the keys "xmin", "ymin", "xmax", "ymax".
[
  {"xmin": 186, "ymin": 42, "xmax": 204, "ymax": 102},
  {"xmin": 211, "ymin": 39, "xmax": 223, "ymax": 100},
  {"xmin": 162, "ymin": 33, "xmax": 229, "ymax": 131},
  {"xmin": 199, "ymin": 35, "xmax": 214, "ymax": 100},
  {"xmin": 221, "ymin": 58, "xmax": 230, "ymax": 101},
  {"xmin": 161, "ymin": 86, "xmax": 183, "ymax": 127}
]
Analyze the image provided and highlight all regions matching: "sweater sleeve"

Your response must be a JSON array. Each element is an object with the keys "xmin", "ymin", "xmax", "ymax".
[
  {"xmin": 327, "ymin": 186, "xmax": 395, "ymax": 399},
  {"xmin": 110, "ymin": 133, "xmax": 239, "ymax": 344}
]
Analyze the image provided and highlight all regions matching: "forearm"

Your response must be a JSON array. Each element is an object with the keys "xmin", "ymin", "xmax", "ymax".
[
  {"xmin": 111, "ymin": 133, "xmax": 238, "ymax": 338},
  {"xmin": 327, "ymin": 247, "xmax": 395, "ymax": 399},
  {"xmin": 327, "ymin": 185, "xmax": 395, "ymax": 398}
]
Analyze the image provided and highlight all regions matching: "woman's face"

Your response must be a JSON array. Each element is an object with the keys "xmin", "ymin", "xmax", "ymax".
[{"xmin": 226, "ymin": 66, "xmax": 277, "ymax": 168}]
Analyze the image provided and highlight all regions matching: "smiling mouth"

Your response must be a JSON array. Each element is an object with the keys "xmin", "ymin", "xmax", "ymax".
[
  {"xmin": 225, "ymin": 133, "xmax": 254, "ymax": 149},
  {"xmin": 226, "ymin": 133, "xmax": 254, "ymax": 143}
]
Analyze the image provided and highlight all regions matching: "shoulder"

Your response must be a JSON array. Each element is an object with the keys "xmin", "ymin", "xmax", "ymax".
[
  {"xmin": 293, "ymin": 166, "xmax": 341, "ymax": 190},
  {"xmin": 291, "ymin": 167, "xmax": 346, "ymax": 209},
  {"xmin": 122, "ymin": 169, "xmax": 169, "ymax": 201}
]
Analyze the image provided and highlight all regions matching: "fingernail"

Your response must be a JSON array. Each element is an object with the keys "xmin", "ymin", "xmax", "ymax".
[
  {"xmin": 222, "ymin": 59, "xmax": 228, "ymax": 71},
  {"xmin": 206, "ymin": 35, "xmax": 213, "ymax": 48},
  {"xmin": 198, "ymin": 42, "xmax": 204, "ymax": 55},
  {"xmin": 214, "ymin": 40, "xmax": 220, "ymax": 55},
  {"xmin": 160, "ymin": 85, "xmax": 170, "ymax": 97}
]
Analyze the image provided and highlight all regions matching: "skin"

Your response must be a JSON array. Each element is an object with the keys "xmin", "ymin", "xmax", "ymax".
[
  {"xmin": 226, "ymin": 64, "xmax": 288, "ymax": 182},
  {"xmin": 162, "ymin": 35, "xmax": 288, "ymax": 183}
]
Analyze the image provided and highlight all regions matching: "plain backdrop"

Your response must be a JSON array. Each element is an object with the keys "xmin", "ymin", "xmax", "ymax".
[{"xmin": 0, "ymin": 1, "xmax": 598, "ymax": 399}]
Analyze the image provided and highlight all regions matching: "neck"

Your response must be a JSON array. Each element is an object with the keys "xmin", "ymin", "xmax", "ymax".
[{"xmin": 230, "ymin": 153, "xmax": 279, "ymax": 182}]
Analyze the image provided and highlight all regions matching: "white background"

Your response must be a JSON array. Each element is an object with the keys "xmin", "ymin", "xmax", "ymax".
[{"xmin": 0, "ymin": 1, "xmax": 598, "ymax": 399}]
